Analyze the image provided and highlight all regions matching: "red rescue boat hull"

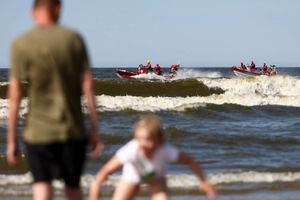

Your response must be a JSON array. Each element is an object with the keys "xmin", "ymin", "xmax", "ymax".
[{"xmin": 116, "ymin": 68, "xmax": 175, "ymax": 79}]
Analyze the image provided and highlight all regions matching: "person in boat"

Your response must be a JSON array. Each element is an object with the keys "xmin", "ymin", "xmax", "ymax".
[
  {"xmin": 250, "ymin": 61, "xmax": 256, "ymax": 72},
  {"xmin": 269, "ymin": 65, "xmax": 277, "ymax": 75},
  {"xmin": 240, "ymin": 62, "xmax": 246, "ymax": 70},
  {"xmin": 262, "ymin": 63, "xmax": 268, "ymax": 73},
  {"xmin": 270, "ymin": 65, "xmax": 276, "ymax": 71},
  {"xmin": 145, "ymin": 60, "xmax": 152, "ymax": 73},
  {"xmin": 137, "ymin": 64, "xmax": 146, "ymax": 74},
  {"xmin": 154, "ymin": 64, "xmax": 163, "ymax": 75},
  {"xmin": 170, "ymin": 64, "xmax": 179, "ymax": 74}
]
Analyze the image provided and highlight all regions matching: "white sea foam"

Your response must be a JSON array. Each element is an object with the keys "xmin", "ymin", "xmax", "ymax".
[
  {"xmin": 0, "ymin": 93, "xmax": 300, "ymax": 119},
  {"xmin": 92, "ymin": 94, "xmax": 300, "ymax": 112},
  {"xmin": 0, "ymin": 82, "xmax": 9, "ymax": 86},
  {"xmin": 174, "ymin": 69, "xmax": 222, "ymax": 79},
  {"xmin": 0, "ymin": 99, "xmax": 28, "ymax": 119},
  {"xmin": 1, "ymin": 171, "xmax": 299, "ymax": 196},
  {"xmin": 1, "ymin": 171, "xmax": 299, "ymax": 189},
  {"xmin": 130, "ymin": 69, "xmax": 222, "ymax": 80},
  {"xmin": 200, "ymin": 75, "xmax": 300, "ymax": 97}
]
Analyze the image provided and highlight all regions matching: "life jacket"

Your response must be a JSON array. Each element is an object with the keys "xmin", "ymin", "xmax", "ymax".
[
  {"xmin": 145, "ymin": 64, "xmax": 152, "ymax": 72},
  {"xmin": 262, "ymin": 64, "xmax": 268, "ymax": 72},
  {"xmin": 241, "ymin": 64, "xmax": 246, "ymax": 70},
  {"xmin": 250, "ymin": 63, "xmax": 256, "ymax": 72},
  {"xmin": 155, "ymin": 70, "xmax": 162, "ymax": 75},
  {"xmin": 154, "ymin": 65, "xmax": 162, "ymax": 75},
  {"xmin": 138, "ymin": 67, "xmax": 145, "ymax": 74}
]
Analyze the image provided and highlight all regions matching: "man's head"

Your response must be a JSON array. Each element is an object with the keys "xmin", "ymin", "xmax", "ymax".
[{"xmin": 31, "ymin": 0, "xmax": 62, "ymax": 25}]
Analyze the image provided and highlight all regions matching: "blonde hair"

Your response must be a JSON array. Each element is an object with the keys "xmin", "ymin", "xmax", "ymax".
[{"xmin": 134, "ymin": 115, "xmax": 164, "ymax": 141}]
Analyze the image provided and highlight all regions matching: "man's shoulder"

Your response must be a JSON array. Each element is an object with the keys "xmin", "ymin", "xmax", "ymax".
[
  {"xmin": 12, "ymin": 28, "xmax": 36, "ymax": 48},
  {"xmin": 56, "ymin": 25, "xmax": 80, "ymax": 36},
  {"xmin": 54, "ymin": 25, "xmax": 84, "ymax": 43}
]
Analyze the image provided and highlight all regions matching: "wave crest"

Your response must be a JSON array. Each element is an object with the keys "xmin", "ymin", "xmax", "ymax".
[
  {"xmin": 201, "ymin": 75, "xmax": 300, "ymax": 96},
  {"xmin": 1, "ymin": 171, "xmax": 299, "ymax": 187}
]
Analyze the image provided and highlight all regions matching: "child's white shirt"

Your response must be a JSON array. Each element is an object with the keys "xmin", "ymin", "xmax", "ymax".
[{"xmin": 116, "ymin": 139, "xmax": 179, "ymax": 183}]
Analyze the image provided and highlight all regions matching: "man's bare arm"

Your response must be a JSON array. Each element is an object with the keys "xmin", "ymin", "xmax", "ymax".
[
  {"xmin": 7, "ymin": 78, "xmax": 22, "ymax": 165},
  {"xmin": 82, "ymin": 69, "xmax": 102, "ymax": 158}
]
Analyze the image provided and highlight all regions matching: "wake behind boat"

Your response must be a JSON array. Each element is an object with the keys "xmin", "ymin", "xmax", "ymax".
[{"xmin": 231, "ymin": 62, "xmax": 277, "ymax": 77}]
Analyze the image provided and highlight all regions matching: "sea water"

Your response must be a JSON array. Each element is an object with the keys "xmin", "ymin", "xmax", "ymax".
[{"xmin": 0, "ymin": 67, "xmax": 299, "ymax": 200}]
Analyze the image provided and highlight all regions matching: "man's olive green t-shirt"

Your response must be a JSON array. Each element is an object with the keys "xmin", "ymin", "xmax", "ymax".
[{"xmin": 10, "ymin": 25, "xmax": 90, "ymax": 144}]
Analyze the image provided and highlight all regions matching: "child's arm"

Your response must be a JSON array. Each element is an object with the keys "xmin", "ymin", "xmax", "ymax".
[
  {"xmin": 89, "ymin": 155, "xmax": 122, "ymax": 200},
  {"xmin": 178, "ymin": 152, "xmax": 217, "ymax": 198}
]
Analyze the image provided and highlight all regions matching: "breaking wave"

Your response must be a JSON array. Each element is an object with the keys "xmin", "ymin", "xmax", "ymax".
[
  {"xmin": 0, "ymin": 171, "xmax": 299, "ymax": 196},
  {"xmin": 0, "ymin": 75, "xmax": 299, "ymax": 118},
  {"xmin": 93, "ymin": 79, "xmax": 223, "ymax": 97},
  {"xmin": 0, "ymin": 95, "xmax": 299, "ymax": 119},
  {"xmin": 201, "ymin": 75, "xmax": 300, "ymax": 97},
  {"xmin": 0, "ymin": 79, "xmax": 224, "ymax": 98},
  {"xmin": 85, "ymin": 75, "xmax": 300, "ymax": 111}
]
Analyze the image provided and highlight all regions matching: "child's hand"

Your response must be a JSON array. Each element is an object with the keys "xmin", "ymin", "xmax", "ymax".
[{"xmin": 200, "ymin": 181, "xmax": 217, "ymax": 198}]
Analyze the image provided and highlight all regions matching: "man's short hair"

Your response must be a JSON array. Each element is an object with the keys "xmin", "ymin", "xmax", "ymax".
[{"xmin": 33, "ymin": 0, "xmax": 61, "ymax": 9}]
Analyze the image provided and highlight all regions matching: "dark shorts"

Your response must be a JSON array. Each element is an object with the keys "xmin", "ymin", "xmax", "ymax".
[{"xmin": 25, "ymin": 140, "xmax": 86, "ymax": 188}]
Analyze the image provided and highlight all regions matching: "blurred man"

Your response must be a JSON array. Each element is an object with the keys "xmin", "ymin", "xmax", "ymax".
[{"xmin": 7, "ymin": 0, "xmax": 102, "ymax": 200}]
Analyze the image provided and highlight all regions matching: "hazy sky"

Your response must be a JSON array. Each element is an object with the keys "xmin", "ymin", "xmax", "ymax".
[{"xmin": 0, "ymin": 0, "xmax": 299, "ymax": 67}]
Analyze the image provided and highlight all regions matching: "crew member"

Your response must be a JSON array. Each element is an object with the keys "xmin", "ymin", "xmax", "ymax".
[
  {"xmin": 137, "ymin": 64, "xmax": 145, "ymax": 74},
  {"xmin": 170, "ymin": 64, "xmax": 179, "ymax": 74},
  {"xmin": 154, "ymin": 64, "xmax": 162, "ymax": 75},
  {"xmin": 262, "ymin": 63, "xmax": 268, "ymax": 72},
  {"xmin": 250, "ymin": 61, "xmax": 256, "ymax": 72},
  {"xmin": 241, "ymin": 62, "xmax": 246, "ymax": 70},
  {"xmin": 145, "ymin": 60, "xmax": 152, "ymax": 73},
  {"xmin": 269, "ymin": 65, "xmax": 277, "ymax": 75}
]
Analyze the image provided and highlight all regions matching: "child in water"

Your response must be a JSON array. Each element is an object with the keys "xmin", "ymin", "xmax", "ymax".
[{"xmin": 89, "ymin": 115, "xmax": 216, "ymax": 200}]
